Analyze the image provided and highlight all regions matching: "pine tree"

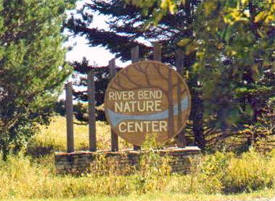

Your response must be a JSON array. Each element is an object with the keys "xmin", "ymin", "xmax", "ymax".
[{"xmin": 0, "ymin": 0, "xmax": 75, "ymax": 160}]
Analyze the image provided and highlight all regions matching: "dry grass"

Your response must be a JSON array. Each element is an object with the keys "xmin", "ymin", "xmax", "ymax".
[
  {"xmin": 27, "ymin": 116, "xmax": 132, "ymax": 154},
  {"xmin": 0, "ymin": 148, "xmax": 274, "ymax": 200},
  {"xmin": 0, "ymin": 116, "xmax": 274, "ymax": 200}
]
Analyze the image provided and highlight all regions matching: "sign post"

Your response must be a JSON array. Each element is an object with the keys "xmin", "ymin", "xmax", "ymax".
[
  {"xmin": 176, "ymin": 49, "xmax": 186, "ymax": 147},
  {"xmin": 66, "ymin": 82, "xmax": 74, "ymax": 152},
  {"xmin": 109, "ymin": 59, "xmax": 119, "ymax": 151},
  {"xmin": 88, "ymin": 70, "xmax": 97, "ymax": 151},
  {"xmin": 131, "ymin": 46, "xmax": 141, "ymax": 150}
]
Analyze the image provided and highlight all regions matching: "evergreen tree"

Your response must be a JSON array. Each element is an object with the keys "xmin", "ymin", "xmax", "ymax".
[{"xmin": 0, "ymin": 0, "xmax": 75, "ymax": 160}]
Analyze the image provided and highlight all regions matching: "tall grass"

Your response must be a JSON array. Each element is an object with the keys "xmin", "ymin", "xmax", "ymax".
[
  {"xmin": 0, "ymin": 149, "xmax": 275, "ymax": 199},
  {"xmin": 0, "ymin": 116, "xmax": 274, "ymax": 199}
]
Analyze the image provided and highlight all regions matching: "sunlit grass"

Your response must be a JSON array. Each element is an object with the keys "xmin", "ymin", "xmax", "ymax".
[{"xmin": 28, "ymin": 116, "xmax": 132, "ymax": 154}]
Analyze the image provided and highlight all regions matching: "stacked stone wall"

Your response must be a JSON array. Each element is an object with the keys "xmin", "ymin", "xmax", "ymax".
[{"xmin": 55, "ymin": 146, "xmax": 200, "ymax": 175}]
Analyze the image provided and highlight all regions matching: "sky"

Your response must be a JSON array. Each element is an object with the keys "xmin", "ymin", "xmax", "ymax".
[
  {"xmin": 60, "ymin": 0, "xmax": 131, "ymax": 100},
  {"xmin": 64, "ymin": 0, "xmax": 130, "ymax": 68}
]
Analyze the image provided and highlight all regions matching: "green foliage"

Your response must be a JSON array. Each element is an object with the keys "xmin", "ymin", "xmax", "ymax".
[
  {"xmin": 199, "ymin": 152, "xmax": 233, "ymax": 193},
  {"xmin": 193, "ymin": 0, "xmax": 274, "ymax": 131},
  {"xmin": 124, "ymin": 0, "xmax": 186, "ymax": 24},
  {"xmin": 237, "ymin": 99, "xmax": 275, "ymax": 152},
  {"xmin": 0, "ymin": 0, "xmax": 75, "ymax": 159}
]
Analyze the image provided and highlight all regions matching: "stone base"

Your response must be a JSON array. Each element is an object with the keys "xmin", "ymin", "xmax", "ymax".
[{"xmin": 55, "ymin": 146, "xmax": 201, "ymax": 175}]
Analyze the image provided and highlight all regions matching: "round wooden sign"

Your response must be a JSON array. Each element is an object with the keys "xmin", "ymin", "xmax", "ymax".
[{"xmin": 104, "ymin": 60, "xmax": 191, "ymax": 146}]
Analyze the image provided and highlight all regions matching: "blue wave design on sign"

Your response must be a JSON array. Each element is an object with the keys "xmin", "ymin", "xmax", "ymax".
[{"xmin": 107, "ymin": 97, "xmax": 188, "ymax": 126}]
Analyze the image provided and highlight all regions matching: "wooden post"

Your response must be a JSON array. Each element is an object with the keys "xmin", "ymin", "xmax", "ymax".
[
  {"xmin": 131, "ymin": 46, "xmax": 139, "ymax": 63},
  {"xmin": 176, "ymin": 49, "xmax": 186, "ymax": 147},
  {"xmin": 176, "ymin": 49, "xmax": 184, "ymax": 74},
  {"xmin": 168, "ymin": 68, "xmax": 174, "ymax": 138},
  {"xmin": 131, "ymin": 46, "xmax": 141, "ymax": 151},
  {"xmin": 66, "ymin": 82, "xmax": 74, "ymax": 153},
  {"xmin": 109, "ymin": 59, "xmax": 119, "ymax": 152},
  {"xmin": 88, "ymin": 70, "xmax": 96, "ymax": 151},
  {"xmin": 153, "ymin": 42, "xmax": 162, "ymax": 61}
]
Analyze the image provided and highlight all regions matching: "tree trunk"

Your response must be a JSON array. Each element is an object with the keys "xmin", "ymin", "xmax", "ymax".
[
  {"xmin": 1, "ymin": 143, "xmax": 9, "ymax": 161},
  {"xmin": 191, "ymin": 89, "xmax": 205, "ymax": 150},
  {"xmin": 184, "ymin": 0, "xmax": 205, "ymax": 149}
]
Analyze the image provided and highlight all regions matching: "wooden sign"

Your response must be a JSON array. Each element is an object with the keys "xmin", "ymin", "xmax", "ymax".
[{"xmin": 104, "ymin": 60, "xmax": 191, "ymax": 146}]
